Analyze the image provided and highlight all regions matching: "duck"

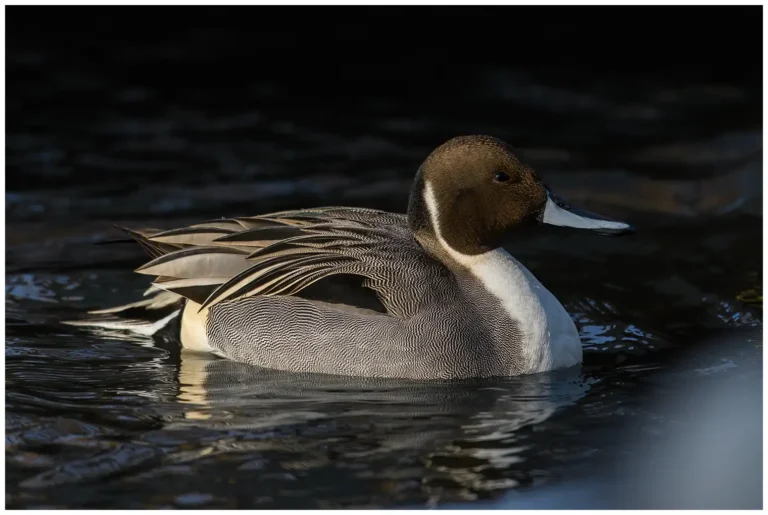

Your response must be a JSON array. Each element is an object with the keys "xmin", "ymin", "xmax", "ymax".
[{"xmin": 66, "ymin": 135, "xmax": 634, "ymax": 379}]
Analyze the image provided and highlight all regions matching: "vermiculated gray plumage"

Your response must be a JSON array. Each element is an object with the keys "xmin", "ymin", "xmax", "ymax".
[{"xmin": 193, "ymin": 207, "xmax": 524, "ymax": 379}]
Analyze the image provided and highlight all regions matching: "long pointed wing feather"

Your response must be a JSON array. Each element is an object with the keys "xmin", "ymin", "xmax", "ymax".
[
  {"xmin": 212, "ymin": 226, "xmax": 306, "ymax": 246},
  {"xmin": 115, "ymin": 226, "xmax": 182, "ymax": 259},
  {"xmin": 151, "ymin": 276, "xmax": 229, "ymax": 305},
  {"xmin": 135, "ymin": 246, "xmax": 250, "ymax": 279}
]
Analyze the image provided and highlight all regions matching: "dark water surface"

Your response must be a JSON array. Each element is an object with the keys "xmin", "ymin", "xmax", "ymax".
[{"xmin": 6, "ymin": 8, "xmax": 763, "ymax": 509}]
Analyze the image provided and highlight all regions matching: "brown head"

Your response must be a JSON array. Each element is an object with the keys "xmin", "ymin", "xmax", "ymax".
[{"xmin": 407, "ymin": 135, "xmax": 633, "ymax": 257}]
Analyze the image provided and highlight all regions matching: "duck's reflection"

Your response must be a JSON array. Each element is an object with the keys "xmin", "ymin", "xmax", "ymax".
[{"xmin": 164, "ymin": 349, "xmax": 592, "ymax": 504}]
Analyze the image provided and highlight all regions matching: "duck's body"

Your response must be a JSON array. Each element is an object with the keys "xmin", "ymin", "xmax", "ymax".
[
  {"xmin": 67, "ymin": 136, "xmax": 632, "ymax": 379},
  {"xmin": 172, "ymin": 208, "xmax": 580, "ymax": 379}
]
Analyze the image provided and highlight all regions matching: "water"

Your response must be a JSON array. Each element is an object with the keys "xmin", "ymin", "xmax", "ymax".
[{"xmin": 5, "ymin": 8, "xmax": 763, "ymax": 509}]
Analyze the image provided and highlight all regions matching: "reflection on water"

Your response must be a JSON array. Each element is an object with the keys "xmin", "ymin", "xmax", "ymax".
[{"xmin": 170, "ymin": 351, "xmax": 591, "ymax": 504}]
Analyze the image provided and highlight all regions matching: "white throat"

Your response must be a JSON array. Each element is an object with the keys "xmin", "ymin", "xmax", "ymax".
[{"xmin": 422, "ymin": 181, "xmax": 582, "ymax": 373}]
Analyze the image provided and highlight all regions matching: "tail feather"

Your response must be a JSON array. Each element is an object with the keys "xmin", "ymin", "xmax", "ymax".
[
  {"xmin": 62, "ymin": 310, "xmax": 182, "ymax": 336},
  {"xmin": 62, "ymin": 290, "xmax": 184, "ymax": 337},
  {"xmin": 87, "ymin": 290, "xmax": 182, "ymax": 314},
  {"xmin": 64, "ymin": 226, "xmax": 189, "ymax": 338}
]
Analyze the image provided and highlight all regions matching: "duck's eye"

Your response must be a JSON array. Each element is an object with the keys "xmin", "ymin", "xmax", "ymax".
[{"xmin": 494, "ymin": 171, "xmax": 510, "ymax": 183}]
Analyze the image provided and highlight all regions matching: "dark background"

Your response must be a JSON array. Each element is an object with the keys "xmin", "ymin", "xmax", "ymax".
[
  {"xmin": 7, "ymin": 6, "xmax": 762, "ymax": 194},
  {"xmin": 8, "ymin": 7, "xmax": 762, "ymax": 87}
]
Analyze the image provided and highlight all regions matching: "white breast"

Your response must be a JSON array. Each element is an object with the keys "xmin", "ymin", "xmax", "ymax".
[
  {"xmin": 473, "ymin": 249, "xmax": 582, "ymax": 373},
  {"xmin": 423, "ymin": 182, "xmax": 582, "ymax": 373}
]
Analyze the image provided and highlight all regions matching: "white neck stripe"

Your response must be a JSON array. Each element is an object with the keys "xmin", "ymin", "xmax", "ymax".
[{"xmin": 422, "ymin": 181, "xmax": 477, "ymax": 265}]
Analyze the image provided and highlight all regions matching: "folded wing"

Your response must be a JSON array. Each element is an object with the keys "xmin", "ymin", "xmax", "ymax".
[{"xmin": 128, "ymin": 207, "xmax": 452, "ymax": 319}]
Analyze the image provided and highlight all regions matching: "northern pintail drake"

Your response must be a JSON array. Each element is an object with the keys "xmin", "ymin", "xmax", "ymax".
[{"xmin": 67, "ymin": 135, "xmax": 634, "ymax": 379}]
